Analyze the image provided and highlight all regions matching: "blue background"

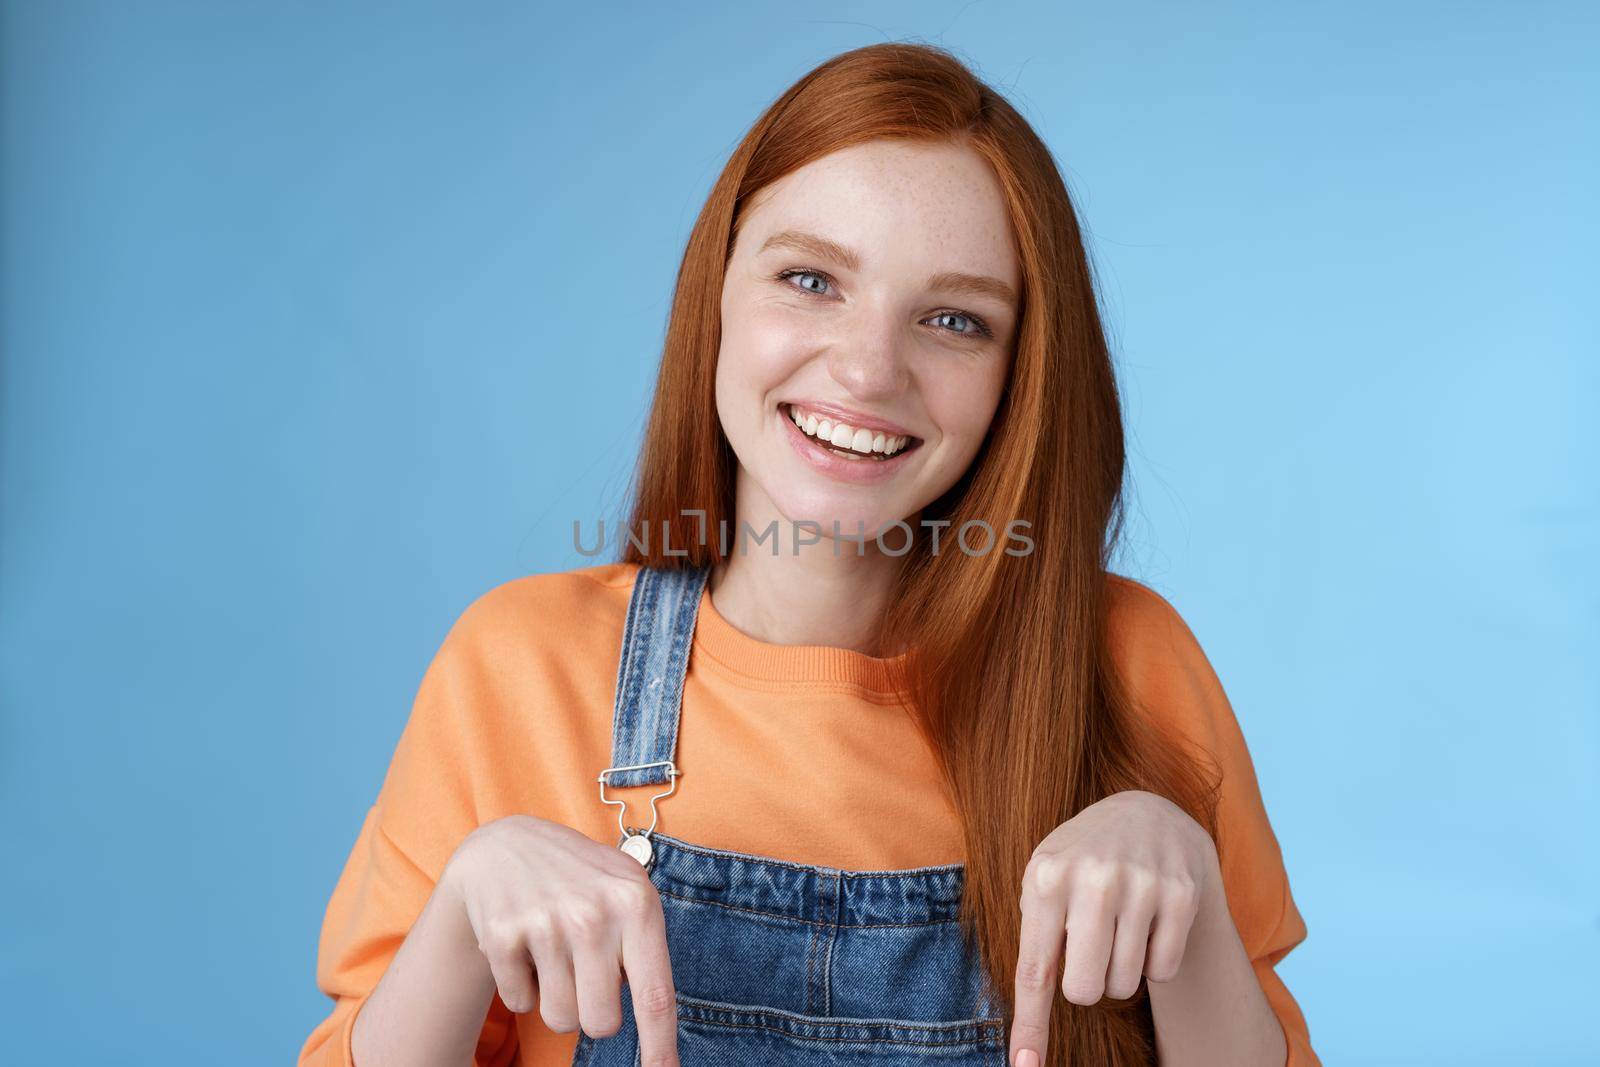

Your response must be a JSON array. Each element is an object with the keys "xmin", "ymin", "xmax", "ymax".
[{"xmin": 2, "ymin": 2, "xmax": 1595, "ymax": 1063}]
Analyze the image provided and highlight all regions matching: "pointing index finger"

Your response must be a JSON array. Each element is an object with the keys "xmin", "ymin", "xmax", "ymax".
[
  {"xmin": 619, "ymin": 891, "xmax": 680, "ymax": 1066},
  {"xmin": 1011, "ymin": 867, "xmax": 1069, "ymax": 1065}
]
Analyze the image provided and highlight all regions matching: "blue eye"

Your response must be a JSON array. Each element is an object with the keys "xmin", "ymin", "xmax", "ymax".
[
  {"xmin": 774, "ymin": 267, "xmax": 995, "ymax": 340},
  {"xmin": 925, "ymin": 308, "xmax": 995, "ymax": 340},
  {"xmin": 778, "ymin": 269, "xmax": 832, "ymax": 295},
  {"xmin": 930, "ymin": 311, "xmax": 984, "ymax": 336}
]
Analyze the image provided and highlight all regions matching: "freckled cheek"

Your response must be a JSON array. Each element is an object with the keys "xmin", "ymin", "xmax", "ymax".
[
  {"xmin": 922, "ymin": 374, "xmax": 1006, "ymax": 457},
  {"xmin": 721, "ymin": 305, "xmax": 823, "ymax": 393}
]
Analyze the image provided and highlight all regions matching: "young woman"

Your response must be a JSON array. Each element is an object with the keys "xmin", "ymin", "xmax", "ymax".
[{"xmin": 300, "ymin": 42, "xmax": 1317, "ymax": 1067}]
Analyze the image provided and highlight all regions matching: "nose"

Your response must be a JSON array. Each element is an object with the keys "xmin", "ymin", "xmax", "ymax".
[{"xmin": 825, "ymin": 312, "xmax": 911, "ymax": 401}]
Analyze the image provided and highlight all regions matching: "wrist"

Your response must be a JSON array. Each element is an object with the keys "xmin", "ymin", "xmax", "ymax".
[
  {"xmin": 435, "ymin": 853, "xmax": 484, "ymax": 955},
  {"xmin": 1174, "ymin": 851, "xmax": 1237, "ymax": 977}
]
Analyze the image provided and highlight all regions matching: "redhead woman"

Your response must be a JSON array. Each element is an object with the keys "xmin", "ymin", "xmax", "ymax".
[{"xmin": 300, "ymin": 42, "xmax": 1318, "ymax": 1067}]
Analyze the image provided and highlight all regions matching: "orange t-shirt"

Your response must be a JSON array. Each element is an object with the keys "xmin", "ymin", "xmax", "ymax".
[{"xmin": 297, "ymin": 561, "xmax": 1318, "ymax": 1066}]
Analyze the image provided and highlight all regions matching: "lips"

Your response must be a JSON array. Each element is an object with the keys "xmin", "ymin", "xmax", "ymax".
[
  {"xmin": 777, "ymin": 403, "xmax": 922, "ymax": 485},
  {"xmin": 781, "ymin": 402, "xmax": 923, "ymax": 460},
  {"xmin": 782, "ymin": 400, "xmax": 916, "ymax": 438}
]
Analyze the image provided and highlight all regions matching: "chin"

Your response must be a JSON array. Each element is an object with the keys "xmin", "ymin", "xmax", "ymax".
[{"xmin": 772, "ymin": 494, "xmax": 908, "ymax": 543}]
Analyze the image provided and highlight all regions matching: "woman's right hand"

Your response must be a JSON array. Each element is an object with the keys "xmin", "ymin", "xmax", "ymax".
[{"xmin": 439, "ymin": 814, "xmax": 681, "ymax": 1066}]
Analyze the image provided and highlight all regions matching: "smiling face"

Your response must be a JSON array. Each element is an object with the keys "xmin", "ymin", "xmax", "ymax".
[{"xmin": 715, "ymin": 138, "xmax": 1021, "ymax": 545}]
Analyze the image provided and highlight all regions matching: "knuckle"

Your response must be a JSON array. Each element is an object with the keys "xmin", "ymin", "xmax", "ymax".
[
  {"xmin": 498, "ymin": 986, "xmax": 535, "ymax": 1014},
  {"xmin": 1013, "ymin": 955, "xmax": 1057, "ymax": 992},
  {"xmin": 1061, "ymin": 975, "xmax": 1104, "ymax": 1006},
  {"xmin": 582, "ymin": 1012, "xmax": 624, "ymax": 1039},
  {"xmin": 561, "ymin": 899, "xmax": 609, "ymax": 941},
  {"xmin": 605, "ymin": 877, "xmax": 657, "ymax": 918},
  {"xmin": 1105, "ymin": 975, "xmax": 1141, "ymax": 1000},
  {"xmin": 1011, "ymin": 1017, "xmax": 1049, "ymax": 1043},
  {"xmin": 634, "ymin": 982, "xmax": 678, "ymax": 1017},
  {"xmin": 478, "ymin": 916, "xmax": 523, "ymax": 957},
  {"xmin": 1163, "ymin": 877, "xmax": 1200, "ymax": 914},
  {"xmin": 1146, "ymin": 958, "xmax": 1181, "ymax": 983},
  {"xmin": 1075, "ymin": 856, "xmax": 1119, "ymax": 895},
  {"xmin": 1123, "ymin": 864, "xmax": 1158, "ymax": 898},
  {"xmin": 541, "ymin": 1005, "xmax": 580, "ymax": 1034},
  {"xmin": 522, "ymin": 908, "xmax": 557, "ymax": 945},
  {"xmin": 1010, "ymin": 1020, "xmax": 1048, "ymax": 1049},
  {"xmin": 1022, "ymin": 854, "xmax": 1068, "ymax": 898},
  {"xmin": 1165, "ymin": 869, "xmax": 1198, "ymax": 895},
  {"xmin": 1145, "ymin": 947, "xmax": 1183, "ymax": 983}
]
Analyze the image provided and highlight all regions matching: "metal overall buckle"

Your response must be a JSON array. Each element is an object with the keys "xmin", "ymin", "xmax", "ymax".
[{"xmin": 597, "ymin": 759, "xmax": 679, "ymax": 867}]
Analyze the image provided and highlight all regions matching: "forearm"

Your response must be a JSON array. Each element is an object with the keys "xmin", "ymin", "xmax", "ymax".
[
  {"xmin": 350, "ymin": 875, "xmax": 499, "ymax": 1067},
  {"xmin": 1147, "ymin": 890, "xmax": 1287, "ymax": 1067}
]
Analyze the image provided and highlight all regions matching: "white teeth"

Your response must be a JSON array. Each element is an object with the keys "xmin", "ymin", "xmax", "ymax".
[{"xmin": 786, "ymin": 404, "xmax": 914, "ymax": 457}]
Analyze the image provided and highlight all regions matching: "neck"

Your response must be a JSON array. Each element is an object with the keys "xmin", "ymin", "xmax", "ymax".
[{"xmin": 708, "ymin": 474, "xmax": 910, "ymax": 658}]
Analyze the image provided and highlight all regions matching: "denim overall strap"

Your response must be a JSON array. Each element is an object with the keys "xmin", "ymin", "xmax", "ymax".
[{"xmin": 602, "ymin": 563, "xmax": 712, "ymax": 789}]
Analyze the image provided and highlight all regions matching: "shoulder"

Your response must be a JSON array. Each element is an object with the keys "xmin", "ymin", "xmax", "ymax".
[
  {"xmin": 1105, "ymin": 572, "xmax": 1185, "ymax": 640},
  {"xmin": 406, "ymin": 560, "xmax": 644, "ymax": 732},
  {"xmin": 461, "ymin": 559, "xmax": 640, "ymax": 626},
  {"xmin": 1102, "ymin": 572, "xmax": 1230, "ymax": 757},
  {"xmin": 442, "ymin": 560, "xmax": 642, "ymax": 658},
  {"xmin": 1104, "ymin": 573, "xmax": 1208, "ymax": 684}
]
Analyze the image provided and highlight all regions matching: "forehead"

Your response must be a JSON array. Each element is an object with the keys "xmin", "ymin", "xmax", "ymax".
[{"xmin": 737, "ymin": 139, "xmax": 1020, "ymax": 291}]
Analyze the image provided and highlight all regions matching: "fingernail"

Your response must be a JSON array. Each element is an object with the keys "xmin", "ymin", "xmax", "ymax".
[{"xmin": 1015, "ymin": 1050, "xmax": 1039, "ymax": 1067}]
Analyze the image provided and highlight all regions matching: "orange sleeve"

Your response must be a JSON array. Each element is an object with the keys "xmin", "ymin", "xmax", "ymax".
[
  {"xmin": 297, "ymin": 590, "xmax": 521, "ymax": 1067},
  {"xmin": 1110, "ymin": 577, "xmax": 1320, "ymax": 1067}
]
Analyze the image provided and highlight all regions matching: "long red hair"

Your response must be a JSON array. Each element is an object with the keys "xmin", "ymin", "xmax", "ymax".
[{"xmin": 618, "ymin": 41, "xmax": 1221, "ymax": 1066}]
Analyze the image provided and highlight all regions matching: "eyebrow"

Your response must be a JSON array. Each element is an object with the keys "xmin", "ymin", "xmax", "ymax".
[{"xmin": 758, "ymin": 228, "xmax": 1017, "ymax": 309}]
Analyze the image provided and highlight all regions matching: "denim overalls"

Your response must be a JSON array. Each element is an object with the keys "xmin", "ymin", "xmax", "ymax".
[{"xmin": 573, "ymin": 564, "xmax": 1008, "ymax": 1066}]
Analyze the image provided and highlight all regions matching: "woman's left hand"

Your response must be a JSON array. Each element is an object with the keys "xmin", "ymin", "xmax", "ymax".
[{"xmin": 1007, "ymin": 789, "xmax": 1224, "ymax": 1067}]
